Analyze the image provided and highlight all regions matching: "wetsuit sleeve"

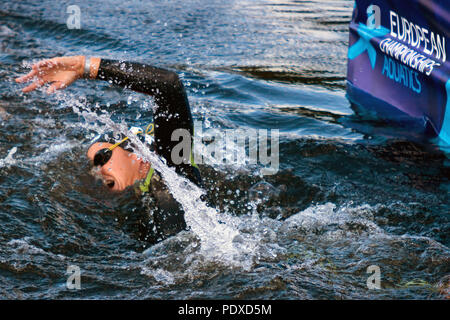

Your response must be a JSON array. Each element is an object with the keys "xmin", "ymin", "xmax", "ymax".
[{"xmin": 96, "ymin": 59, "xmax": 201, "ymax": 185}]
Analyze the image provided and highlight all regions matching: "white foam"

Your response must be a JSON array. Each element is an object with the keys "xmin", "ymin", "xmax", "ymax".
[
  {"xmin": 0, "ymin": 147, "xmax": 17, "ymax": 168},
  {"xmin": 283, "ymin": 202, "xmax": 384, "ymax": 240},
  {"xmin": 7, "ymin": 237, "xmax": 65, "ymax": 260},
  {"xmin": 141, "ymin": 267, "xmax": 175, "ymax": 285}
]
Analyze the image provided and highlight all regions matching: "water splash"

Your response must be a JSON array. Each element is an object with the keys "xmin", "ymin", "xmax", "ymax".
[
  {"xmin": 55, "ymin": 93, "xmax": 269, "ymax": 270},
  {"xmin": 0, "ymin": 147, "xmax": 18, "ymax": 168},
  {"xmin": 282, "ymin": 202, "xmax": 385, "ymax": 240}
]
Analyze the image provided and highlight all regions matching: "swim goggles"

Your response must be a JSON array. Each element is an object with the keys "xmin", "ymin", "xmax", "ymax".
[{"xmin": 93, "ymin": 123, "xmax": 154, "ymax": 167}]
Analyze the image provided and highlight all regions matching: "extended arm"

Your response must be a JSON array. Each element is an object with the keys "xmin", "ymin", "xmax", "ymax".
[
  {"xmin": 94, "ymin": 58, "xmax": 194, "ymax": 168},
  {"xmin": 16, "ymin": 56, "xmax": 197, "ymax": 178}
]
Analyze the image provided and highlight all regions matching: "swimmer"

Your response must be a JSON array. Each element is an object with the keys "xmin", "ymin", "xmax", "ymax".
[{"xmin": 16, "ymin": 56, "xmax": 202, "ymax": 242}]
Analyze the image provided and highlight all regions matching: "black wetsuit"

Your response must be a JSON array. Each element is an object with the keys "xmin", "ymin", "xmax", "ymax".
[{"xmin": 96, "ymin": 59, "xmax": 201, "ymax": 243}]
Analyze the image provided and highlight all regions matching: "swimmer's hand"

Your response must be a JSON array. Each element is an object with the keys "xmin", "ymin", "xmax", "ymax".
[{"xmin": 15, "ymin": 56, "xmax": 99, "ymax": 94}]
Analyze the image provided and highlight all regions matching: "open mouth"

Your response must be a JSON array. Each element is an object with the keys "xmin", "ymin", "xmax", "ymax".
[
  {"xmin": 105, "ymin": 180, "xmax": 115, "ymax": 189},
  {"xmin": 89, "ymin": 166, "xmax": 116, "ymax": 189}
]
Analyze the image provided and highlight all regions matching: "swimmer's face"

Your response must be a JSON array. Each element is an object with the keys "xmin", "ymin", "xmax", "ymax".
[{"xmin": 87, "ymin": 142, "xmax": 148, "ymax": 192}]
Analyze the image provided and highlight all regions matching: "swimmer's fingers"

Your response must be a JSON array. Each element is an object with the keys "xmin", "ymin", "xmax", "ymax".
[
  {"xmin": 35, "ymin": 58, "xmax": 59, "ymax": 70},
  {"xmin": 15, "ymin": 69, "xmax": 38, "ymax": 83},
  {"xmin": 22, "ymin": 78, "xmax": 46, "ymax": 93},
  {"xmin": 47, "ymin": 81, "xmax": 67, "ymax": 94},
  {"xmin": 16, "ymin": 62, "xmax": 55, "ymax": 84},
  {"xmin": 46, "ymin": 72, "xmax": 78, "ymax": 94},
  {"xmin": 17, "ymin": 57, "xmax": 83, "ymax": 93}
]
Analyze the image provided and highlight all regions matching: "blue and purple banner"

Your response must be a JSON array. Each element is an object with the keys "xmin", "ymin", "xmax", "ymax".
[{"xmin": 347, "ymin": 0, "xmax": 450, "ymax": 145}]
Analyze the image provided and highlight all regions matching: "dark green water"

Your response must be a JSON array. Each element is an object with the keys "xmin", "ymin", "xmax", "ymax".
[{"xmin": 0, "ymin": 0, "xmax": 448, "ymax": 299}]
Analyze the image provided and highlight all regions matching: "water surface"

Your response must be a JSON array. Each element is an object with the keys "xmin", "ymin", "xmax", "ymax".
[{"xmin": 0, "ymin": 0, "xmax": 449, "ymax": 299}]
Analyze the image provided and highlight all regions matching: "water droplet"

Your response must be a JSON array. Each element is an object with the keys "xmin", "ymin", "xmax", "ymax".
[{"xmin": 248, "ymin": 181, "xmax": 280, "ymax": 201}]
